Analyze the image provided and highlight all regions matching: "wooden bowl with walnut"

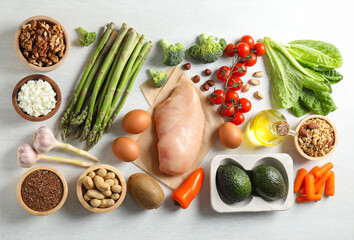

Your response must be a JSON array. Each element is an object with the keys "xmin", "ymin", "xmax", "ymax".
[{"xmin": 14, "ymin": 16, "xmax": 70, "ymax": 72}]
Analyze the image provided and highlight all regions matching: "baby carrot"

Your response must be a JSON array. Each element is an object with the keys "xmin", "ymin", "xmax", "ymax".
[
  {"xmin": 296, "ymin": 195, "xmax": 321, "ymax": 203},
  {"xmin": 294, "ymin": 168, "xmax": 307, "ymax": 193},
  {"xmin": 313, "ymin": 162, "xmax": 333, "ymax": 178},
  {"xmin": 305, "ymin": 174, "xmax": 315, "ymax": 200},
  {"xmin": 299, "ymin": 166, "xmax": 319, "ymax": 195},
  {"xmin": 314, "ymin": 171, "xmax": 332, "ymax": 194},
  {"xmin": 325, "ymin": 171, "xmax": 335, "ymax": 196}
]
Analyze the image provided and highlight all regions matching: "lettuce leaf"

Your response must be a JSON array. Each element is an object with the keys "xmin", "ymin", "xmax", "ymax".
[
  {"xmin": 288, "ymin": 40, "xmax": 342, "ymax": 70},
  {"xmin": 291, "ymin": 100, "xmax": 310, "ymax": 117},
  {"xmin": 299, "ymin": 88, "xmax": 337, "ymax": 116},
  {"xmin": 317, "ymin": 69, "xmax": 343, "ymax": 84}
]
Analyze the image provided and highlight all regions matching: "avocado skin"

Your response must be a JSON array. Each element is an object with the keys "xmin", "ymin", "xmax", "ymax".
[
  {"xmin": 216, "ymin": 164, "xmax": 252, "ymax": 203},
  {"xmin": 251, "ymin": 165, "xmax": 286, "ymax": 201}
]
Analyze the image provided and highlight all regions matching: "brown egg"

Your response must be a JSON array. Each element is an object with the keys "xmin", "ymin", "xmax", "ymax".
[
  {"xmin": 122, "ymin": 109, "xmax": 151, "ymax": 134},
  {"xmin": 219, "ymin": 122, "xmax": 243, "ymax": 149},
  {"xmin": 112, "ymin": 137, "xmax": 140, "ymax": 162}
]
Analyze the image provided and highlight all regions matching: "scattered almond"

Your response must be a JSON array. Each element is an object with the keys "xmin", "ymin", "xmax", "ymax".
[
  {"xmin": 254, "ymin": 91, "xmax": 264, "ymax": 100},
  {"xmin": 248, "ymin": 78, "xmax": 260, "ymax": 86},
  {"xmin": 241, "ymin": 84, "xmax": 250, "ymax": 92},
  {"xmin": 253, "ymin": 71, "xmax": 264, "ymax": 77},
  {"xmin": 308, "ymin": 123, "xmax": 319, "ymax": 129},
  {"xmin": 299, "ymin": 128, "xmax": 308, "ymax": 137}
]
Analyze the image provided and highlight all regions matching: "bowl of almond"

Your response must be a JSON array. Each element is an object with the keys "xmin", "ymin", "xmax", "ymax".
[
  {"xmin": 14, "ymin": 16, "xmax": 70, "ymax": 72},
  {"xmin": 294, "ymin": 115, "xmax": 338, "ymax": 161}
]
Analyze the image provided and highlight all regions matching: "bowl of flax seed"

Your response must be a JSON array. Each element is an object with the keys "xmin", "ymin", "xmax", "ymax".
[{"xmin": 17, "ymin": 166, "xmax": 68, "ymax": 216}]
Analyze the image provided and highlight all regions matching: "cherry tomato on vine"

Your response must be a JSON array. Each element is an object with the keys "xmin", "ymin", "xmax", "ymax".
[
  {"xmin": 227, "ymin": 77, "xmax": 243, "ymax": 91},
  {"xmin": 242, "ymin": 53, "xmax": 257, "ymax": 67},
  {"xmin": 208, "ymin": 89, "xmax": 224, "ymax": 105},
  {"xmin": 232, "ymin": 63, "xmax": 247, "ymax": 77},
  {"xmin": 231, "ymin": 112, "xmax": 245, "ymax": 125},
  {"xmin": 217, "ymin": 66, "xmax": 231, "ymax": 82},
  {"xmin": 236, "ymin": 42, "xmax": 250, "ymax": 58},
  {"xmin": 224, "ymin": 43, "xmax": 236, "ymax": 57},
  {"xmin": 224, "ymin": 91, "xmax": 239, "ymax": 104},
  {"xmin": 221, "ymin": 103, "xmax": 235, "ymax": 117},
  {"xmin": 254, "ymin": 42, "xmax": 266, "ymax": 56},
  {"xmin": 240, "ymin": 35, "xmax": 255, "ymax": 49},
  {"xmin": 238, "ymin": 98, "xmax": 252, "ymax": 113}
]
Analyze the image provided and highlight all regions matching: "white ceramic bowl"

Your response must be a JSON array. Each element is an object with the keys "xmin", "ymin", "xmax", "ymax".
[{"xmin": 210, "ymin": 154, "xmax": 293, "ymax": 213}]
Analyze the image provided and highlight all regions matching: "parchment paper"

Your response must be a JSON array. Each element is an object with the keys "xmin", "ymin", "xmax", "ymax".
[{"xmin": 131, "ymin": 66, "xmax": 224, "ymax": 189}]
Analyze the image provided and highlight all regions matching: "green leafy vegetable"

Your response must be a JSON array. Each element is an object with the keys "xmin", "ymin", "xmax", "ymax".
[
  {"xmin": 291, "ymin": 100, "xmax": 309, "ymax": 117},
  {"xmin": 299, "ymin": 88, "xmax": 337, "ymax": 116},
  {"xmin": 288, "ymin": 40, "xmax": 342, "ymax": 70},
  {"xmin": 78, "ymin": 27, "xmax": 97, "ymax": 47},
  {"xmin": 317, "ymin": 69, "xmax": 343, "ymax": 84}
]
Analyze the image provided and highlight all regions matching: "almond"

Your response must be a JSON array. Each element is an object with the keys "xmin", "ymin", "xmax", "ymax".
[
  {"xmin": 299, "ymin": 128, "xmax": 308, "ymax": 137},
  {"xmin": 308, "ymin": 123, "xmax": 319, "ymax": 129}
]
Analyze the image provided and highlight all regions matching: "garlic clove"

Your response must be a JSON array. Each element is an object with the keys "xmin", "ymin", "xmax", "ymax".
[
  {"xmin": 33, "ymin": 126, "xmax": 57, "ymax": 153},
  {"xmin": 17, "ymin": 143, "xmax": 39, "ymax": 168}
]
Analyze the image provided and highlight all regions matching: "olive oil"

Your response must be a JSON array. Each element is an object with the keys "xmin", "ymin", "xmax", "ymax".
[{"xmin": 246, "ymin": 109, "xmax": 293, "ymax": 147}]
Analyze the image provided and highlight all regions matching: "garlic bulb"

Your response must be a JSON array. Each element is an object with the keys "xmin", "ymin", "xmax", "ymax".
[
  {"xmin": 33, "ymin": 126, "xmax": 57, "ymax": 153},
  {"xmin": 17, "ymin": 143, "xmax": 38, "ymax": 168}
]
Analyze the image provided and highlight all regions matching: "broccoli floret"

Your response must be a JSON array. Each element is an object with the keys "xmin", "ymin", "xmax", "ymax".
[
  {"xmin": 78, "ymin": 27, "xmax": 96, "ymax": 47},
  {"xmin": 149, "ymin": 69, "xmax": 167, "ymax": 88},
  {"xmin": 189, "ymin": 33, "xmax": 227, "ymax": 64},
  {"xmin": 160, "ymin": 38, "xmax": 185, "ymax": 66}
]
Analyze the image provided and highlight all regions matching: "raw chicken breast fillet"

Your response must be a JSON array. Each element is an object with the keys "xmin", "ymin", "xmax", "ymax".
[{"xmin": 154, "ymin": 82, "xmax": 205, "ymax": 175}]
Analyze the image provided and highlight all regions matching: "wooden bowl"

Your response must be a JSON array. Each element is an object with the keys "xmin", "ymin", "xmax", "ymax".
[
  {"xmin": 17, "ymin": 166, "xmax": 68, "ymax": 216},
  {"xmin": 294, "ymin": 115, "xmax": 338, "ymax": 161},
  {"xmin": 14, "ymin": 15, "xmax": 70, "ymax": 72},
  {"xmin": 77, "ymin": 164, "xmax": 127, "ymax": 213},
  {"xmin": 12, "ymin": 74, "xmax": 62, "ymax": 121}
]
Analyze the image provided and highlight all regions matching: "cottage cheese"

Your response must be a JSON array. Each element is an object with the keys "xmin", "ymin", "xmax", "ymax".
[{"xmin": 17, "ymin": 79, "xmax": 57, "ymax": 117}]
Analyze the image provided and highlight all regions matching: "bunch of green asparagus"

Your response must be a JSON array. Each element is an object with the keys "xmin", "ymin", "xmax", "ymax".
[{"xmin": 58, "ymin": 22, "xmax": 153, "ymax": 150}]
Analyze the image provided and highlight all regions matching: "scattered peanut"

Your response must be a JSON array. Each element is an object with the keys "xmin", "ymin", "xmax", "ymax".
[
  {"xmin": 105, "ymin": 179, "xmax": 115, "ymax": 186},
  {"xmin": 90, "ymin": 199, "xmax": 101, "ymax": 208},
  {"xmin": 254, "ymin": 91, "xmax": 264, "ymax": 100},
  {"xmin": 111, "ymin": 184, "xmax": 122, "ymax": 193},
  {"xmin": 241, "ymin": 84, "xmax": 250, "ymax": 92},
  {"xmin": 97, "ymin": 168, "xmax": 107, "ymax": 178},
  {"xmin": 87, "ymin": 189, "xmax": 105, "ymax": 200},
  {"xmin": 93, "ymin": 176, "xmax": 110, "ymax": 192},
  {"xmin": 248, "ymin": 78, "xmax": 260, "ymax": 86},
  {"xmin": 111, "ymin": 193, "xmax": 120, "ymax": 201},
  {"xmin": 253, "ymin": 71, "xmax": 264, "ymax": 77},
  {"xmin": 99, "ymin": 199, "xmax": 115, "ymax": 208}
]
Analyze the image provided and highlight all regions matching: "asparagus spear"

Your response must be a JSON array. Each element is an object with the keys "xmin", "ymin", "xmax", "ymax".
[
  {"xmin": 105, "ymin": 41, "xmax": 153, "ymax": 134},
  {"xmin": 91, "ymin": 43, "xmax": 153, "ymax": 148},
  {"xmin": 59, "ymin": 23, "xmax": 114, "ymax": 131},
  {"xmin": 81, "ymin": 23, "xmax": 130, "ymax": 141},
  {"xmin": 86, "ymin": 31, "xmax": 138, "ymax": 148}
]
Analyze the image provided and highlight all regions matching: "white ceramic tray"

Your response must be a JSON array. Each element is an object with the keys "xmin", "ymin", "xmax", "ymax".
[{"xmin": 210, "ymin": 153, "xmax": 294, "ymax": 213}]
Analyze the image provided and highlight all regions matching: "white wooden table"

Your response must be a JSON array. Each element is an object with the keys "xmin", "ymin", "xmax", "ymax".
[{"xmin": 1, "ymin": 0, "xmax": 353, "ymax": 239}]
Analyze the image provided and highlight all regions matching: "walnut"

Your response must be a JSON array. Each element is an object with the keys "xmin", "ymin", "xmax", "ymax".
[{"xmin": 19, "ymin": 19, "xmax": 65, "ymax": 67}]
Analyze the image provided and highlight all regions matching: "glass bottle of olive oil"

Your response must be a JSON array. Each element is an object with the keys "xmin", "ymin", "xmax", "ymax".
[{"xmin": 246, "ymin": 109, "xmax": 295, "ymax": 147}]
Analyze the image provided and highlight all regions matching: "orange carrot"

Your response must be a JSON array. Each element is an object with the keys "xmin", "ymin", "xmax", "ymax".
[
  {"xmin": 325, "ymin": 171, "xmax": 335, "ymax": 196},
  {"xmin": 299, "ymin": 166, "xmax": 319, "ymax": 195},
  {"xmin": 294, "ymin": 168, "xmax": 307, "ymax": 193},
  {"xmin": 313, "ymin": 162, "xmax": 333, "ymax": 178},
  {"xmin": 314, "ymin": 171, "xmax": 332, "ymax": 194},
  {"xmin": 296, "ymin": 195, "xmax": 321, "ymax": 203},
  {"xmin": 305, "ymin": 174, "xmax": 315, "ymax": 200}
]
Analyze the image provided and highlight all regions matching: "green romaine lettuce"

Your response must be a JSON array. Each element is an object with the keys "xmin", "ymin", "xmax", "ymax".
[
  {"xmin": 299, "ymin": 88, "xmax": 337, "ymax": 116},
  {"xmin": 288, "ymin": 40, "xmax": 342, "ymax": 70},
  {"xmin": 291, "ymin": 100, "xmax": 310, "ymax": 117},
  {"xmin": 317, "ymin": 69, "xmax": 343, "ymax": 84}
]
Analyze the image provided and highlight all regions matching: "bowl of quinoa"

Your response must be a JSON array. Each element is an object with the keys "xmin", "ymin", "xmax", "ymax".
[
  {"xmin": 12, "ymin": 74, "xmax": 61, "ymax": 121},
  {"xmin": 16, "ymin": 166, "xmax": 68, "ymax": 216},
  {"xmin": 294, "ymin": 115, "xmax": 338, "ymax": 161}
]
